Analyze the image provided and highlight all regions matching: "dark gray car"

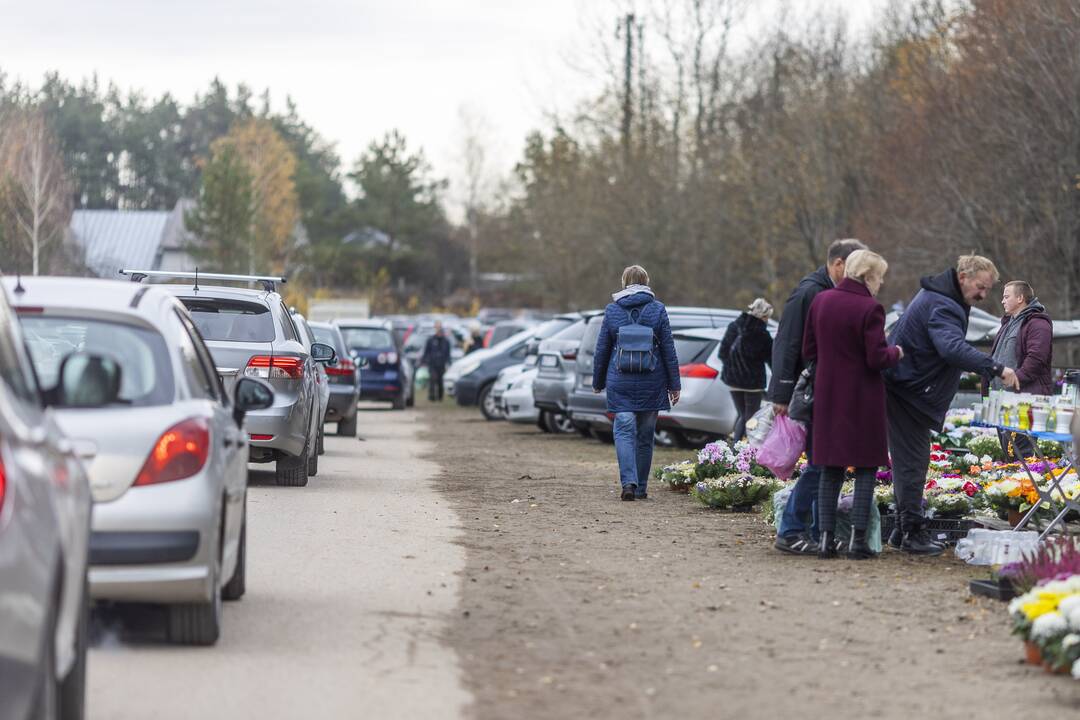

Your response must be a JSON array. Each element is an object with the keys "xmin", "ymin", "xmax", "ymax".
[
  {"xmin": 310, "ymin": 321, "xmax": 361, "ymax": 437},
  {"xmin": 531, "ymin": 312, "xmax": 601, "ymax": 433}
]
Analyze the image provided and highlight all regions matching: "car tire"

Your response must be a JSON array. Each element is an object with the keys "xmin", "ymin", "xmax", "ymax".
[
  {"xmin": 548, "ymin": 413, "xmax": 576, "ymax": 434},
  {"xmin": 316, "ymin": 425, "xmax": 325, "ymax": 455},
  {"xmin": 537, "ymin": 411, "xmax": 552, "ymax": 433},
  {"xmin": 406, "ymin": 385, "xmax": 415, "ymax": 407},
  {"xmin": 58, "ymin": 574, "xmax": 88, "ymax": 720},
  {"xmin": 573, "ymin": 422, "xmax": 593, "ymax": 439},
  {"xmin": 167, "ymin": 559, "xmax": 221, "ymax": 646},
  {"xmin": 307, "ymin": 443, "xmax": 319, "ymax": 476},
  {"xmin": 392, "ymin": 391, "xmax": 406, "ymax": 410},
  {"xmin": 654, "ymin": 429, "xmax": 677, "ymax": 447},
  {"xmin": 478, "ymin": 382, "xmax": 501, "ymax": 421},
  {"xmin": 221, "ymin": 517, "xmax": 246, "ymax": 602},
  {"xmin": 677, "ymin": 430, "xmax": 715, "ymax": 449},
  {"xmin": 595, "ymin": 430, "xmax": 615, "ymax": 444},
  {"xmin": 338, "ymin": 413, "xmax": 358, "ymax": 437},
  {"xmin": 275, "ymin": 448, "xmax": 309, "ymax": 487}
]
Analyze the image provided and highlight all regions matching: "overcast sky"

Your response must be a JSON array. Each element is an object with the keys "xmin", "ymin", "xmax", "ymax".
[{"xmin": 0, "ymin": 0, "xmax": 890, "ymax": 203}]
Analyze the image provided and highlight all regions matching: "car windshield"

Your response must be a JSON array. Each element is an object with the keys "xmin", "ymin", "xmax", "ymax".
[
  {"xmin": 181, "ymin": 298, "xmax": 275, "ymax": 342},
  {"xmin": 531, "ymin": 317, "xmax": 576, "ymax": 340},
  {"xmin": 341, "ymin": 327, "xmax": 394, "ymax": 350},
  {"xmin": 20, "ymin": 316, "xmax": 175, "ymax": 406},
  {"xmin": 490, "ymin": 328, "xmax": 536, "ymax": 354},
  {"xmin": 580, "ymin": 317, "xmax": 604, "ymax": 355},
  {"xmin": 551, "ymin": 319, "xmax": 587, "ymax": 342}
]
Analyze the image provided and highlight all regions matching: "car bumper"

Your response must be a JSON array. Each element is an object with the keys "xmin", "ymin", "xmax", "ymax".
[
  {"xmin": 324, "ymin": 386, "xmax": 359, "ymax": 420},
  {"xmin": 532, "ymin": 375, "xmax": 573, "ymax": 412},
  {"xmin": 454, "ymin": 375, "xmax": 481, "ymax": 406},
  {"xmin": 360, "ymin": 377, "xmax": 402, "ymax": 400},
  {"xmin": 245, "ymin": 401, "xmax": 308, "ymax": 458},
  {"xmin": 503, "ymin": 387, "xmax": 539, "ymax": 423},
  {"xmin": 88, "ymin": 474, "xmax": 219, "ymax": 603},
  {"xmin": 567, "ymin": 389, "xmax": 611, "ymax": 429}
]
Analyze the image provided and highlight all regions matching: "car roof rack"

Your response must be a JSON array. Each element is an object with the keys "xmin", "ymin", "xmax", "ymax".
[{"xmin": 119, "ymin": 269, "xmax": 287, "ymax": 293}]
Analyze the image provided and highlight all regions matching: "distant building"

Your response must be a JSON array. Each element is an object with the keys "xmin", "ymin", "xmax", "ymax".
[{"xmin": 67, "ymin": 200, "xmax": 199, "ymax": 279}]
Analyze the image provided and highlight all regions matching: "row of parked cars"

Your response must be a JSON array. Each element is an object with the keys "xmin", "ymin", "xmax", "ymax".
[
  {"xmin": 0, "ymin": 270, "xmax": 380, "ymax": 720},
  {"xmin": 445, "ymin": 307, "xmax": 777, "ymax": 447}
]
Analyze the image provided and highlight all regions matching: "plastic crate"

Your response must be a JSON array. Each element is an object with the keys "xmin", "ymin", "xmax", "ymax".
[{"xmin": 880, "ymin": 514, "xmax": 985, "ymax": 546}]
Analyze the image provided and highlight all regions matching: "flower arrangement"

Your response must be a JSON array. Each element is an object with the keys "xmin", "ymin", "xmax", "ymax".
[
  {"xmin": 967, "ymin": 433, "xmax": 1006, "ymax": 462},
  {"xmin": 1008, "ymin": 574, "xmax": 1080, "ymax": 675},
  {"xmin": 696, "ymin": 440, "xmax": 773, "ymax": 480},
  {"xmin": 654, "ymin": 461, "xmax": 698, "ymax": 492},
  {"xmin": 691, "ymin": 474, "xmax": 779, "ymax": 510}
]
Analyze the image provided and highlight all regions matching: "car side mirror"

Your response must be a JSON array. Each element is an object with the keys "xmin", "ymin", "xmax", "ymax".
[
  {"xmin": 50, "ymin": 352, "xmax": 122, "ymax": 408},
  {"xmin": 233, "ymin": 377, "xmax": 274, "ymax": 426},
  {"xmin": 356, "ymin": 355, "xmax": 369, "ymax": 368},
  {"xmin": 310, "ymin": 342, "xmax": 337, "ymax": 365}
]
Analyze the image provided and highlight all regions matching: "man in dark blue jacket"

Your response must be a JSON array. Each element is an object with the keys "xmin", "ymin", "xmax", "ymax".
[
  {"xmin": 421, "ymin": 322, "xmax": 453, "ymax": 402},
  {"xmin": 771, "ymin": 238, "xmax": 867, "ymax": 555},
  {"xmin": 885, "ymin": 255, "xmax": 1018, "ymax": 555}
]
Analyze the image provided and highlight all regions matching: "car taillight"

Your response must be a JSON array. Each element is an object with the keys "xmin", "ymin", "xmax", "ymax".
[
  {"xmin": 245, "ymin": 355, "xmax": 304, "ymax": 380},
  {"xmin": 561, "ymin": 349, "xmax": 578, "ymax": 361},
  {"xmin": 326, "ymin": 358, "xmax": 356, "ymax": 376},
  {"xmin": 483, "ymin": 329, "xmax": 494, "ymax": 348},
  {"xmin": 376, "ymin": 352, "xmax": 398, "ymax": 365},
  {"xmin": 0, "ymin": 449, "xmax": 6, "ymax": 510},
  {"xmin": 134, "ymin": 418, "xmax": 209, "ymax": 487},
  {"xmin": 680, "ymin": 363, "xmax": 718, "ymax": 379}
]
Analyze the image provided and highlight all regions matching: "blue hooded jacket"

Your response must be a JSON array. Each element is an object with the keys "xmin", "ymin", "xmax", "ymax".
[
  {"xmin": 592, "ymin": 289, "xmax": 681, "ymax": 413},
  {"xmin": 884, "ymin": 268, "xmax": 1003, "ymax": 427}
]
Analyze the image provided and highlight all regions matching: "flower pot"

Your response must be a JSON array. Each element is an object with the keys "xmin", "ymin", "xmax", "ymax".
[
  {"xmin": 731, "ymin": 503, "xmax": 755, "ymax": 513},
  {"xmin": 1008, "ymin": 509, "xmax": 1024, "ymax": 528},
  {"xmin": 1042, "ymin": 659, "xmax": 1070, "ymax": 675},
  {"xmin": 1024, "ymin": 641, "xmax": 1042, "ymax": 666}
]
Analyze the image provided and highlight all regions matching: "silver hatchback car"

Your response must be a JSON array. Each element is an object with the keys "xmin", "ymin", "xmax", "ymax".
[
  {"xmin": 131, "ymin": 271, "xmax": 336, "ymax": 486},
  {"xmin": 7, "ymin": 276, "xmax": 275, "ymax": 646}
]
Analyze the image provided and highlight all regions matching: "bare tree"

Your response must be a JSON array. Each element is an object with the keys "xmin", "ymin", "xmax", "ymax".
[{"xmin": 0, "ymin": 107, "xmax": 73, "ymax": 275}]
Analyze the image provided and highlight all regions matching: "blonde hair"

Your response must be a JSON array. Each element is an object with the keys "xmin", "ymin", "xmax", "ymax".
[
  {"xmin": 844, "ymin": 249, "xmax": 888, "ymax": 283},
  {"xmin": 956, "ymin": 255, "xmax": 1000, "ymax": 282},
  {"xmin": 621, "ymin": 265, "xmax": 649, "ymax": 288}
]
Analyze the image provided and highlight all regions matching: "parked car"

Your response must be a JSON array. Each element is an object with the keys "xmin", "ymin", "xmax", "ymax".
[
  {"xmin": 309, "ymin": 321, "xmax": 361, "ymax": 436},
  {"xmin": 502, "ymin": 367, "xmax": 542, "ymax": 425},
  {"xmin": 7, "ymin": 276, "xmax": 277, "ymax": 646},
  {"xmin": 291, "ymin": 310, "xmax": 330, "ymax": 455},
  {"xmin": 532, "ymin": 312, "xmax": 601, "ymax": 433},
  {"xmin": 447, "ymin": 315, "xmax": 579, "ymax": 419},
  {"xmin": 490, "ymin": 357, "xmax": 538, "ymax": 420},
  {"xmin": 655, "ymin": 328, "xmax": 736, "ymax": 445},
  {"xmin": 144, "ymin": 271, "xmax": 334, "ymax": 486},
  {"xmin": 335, "ymin": 318, "xmax": 414, "ymax": 409},
  {"xmin": 0, "ymin": 281, "xmax": 94, "ymax": 720},
  {"xmin": 484, "ymin": 320, "xmax": 532, "ymax": 349},
  {"xmin": 566, "ymin": 307, "xmax": 743, "ymax": 442}
]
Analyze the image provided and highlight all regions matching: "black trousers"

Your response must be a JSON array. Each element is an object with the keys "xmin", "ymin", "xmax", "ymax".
[
  {"xmin": 429, "ymin": 367, "xmax": 445, "ymax": 401},
  {"xmin": 818, "ymin": 466, "xmax": 876, "ymax": 533},
  {"xmin": 730, "ymin": 390, "xmax": 763, "ymax": 442},
  {"xmin": 886, "ymin": 393, "xmax": 933, "ymax": 528}
]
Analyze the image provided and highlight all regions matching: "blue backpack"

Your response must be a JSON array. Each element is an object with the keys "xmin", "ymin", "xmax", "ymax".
[{"xmin": 616, "ymin": 306, "xmax": 657, "ymax": 373}]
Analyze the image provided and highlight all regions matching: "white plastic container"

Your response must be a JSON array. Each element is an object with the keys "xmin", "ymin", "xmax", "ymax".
[
  {"xmin": 954, "ymin": 529, "xmax": 1041, "ymax": 565},
  {"xmin": 1057, "ymin": 407, "xmax": 1074, "ymax": 435}
]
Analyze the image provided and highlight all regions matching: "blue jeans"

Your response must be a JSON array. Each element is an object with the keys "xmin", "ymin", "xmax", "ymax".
[
  {"xmin": 613, "ymin": 411, "xmax": 658, "ymax": 496},
  {"xmin": 777, "ymin": 422, "xmax": 819, "ymax": 540}
]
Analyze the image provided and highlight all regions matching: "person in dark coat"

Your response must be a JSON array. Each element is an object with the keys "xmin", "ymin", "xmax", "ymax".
[
  {"xmin": 885, "ymin": 255, "xmax": 1019, "ymax": 555},
  {"xmin": 989, "ymin": 281, "xmax": 1053, "ymax": 458},
  {"xmin": 770, "ymin": 238, "xmax": 867, "ymax": 555},
  {"xmin": 719, "ymin": 298, "xmax": 774, "ymax": 441},
  {"xmin": 803, "ymin": 250, "xmax": 902, "ymax": 559},
  {"xmin": 420, "ymin": 322, "xmax": 452, "ymax": 401},
  {"xmin": 593, "ymin": 264, "xmax": 681, "ymax": 501}
]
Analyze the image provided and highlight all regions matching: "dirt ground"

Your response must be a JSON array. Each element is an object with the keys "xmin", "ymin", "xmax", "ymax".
[{"xmin": 422, "ymin": 400, "xmax": 1080, "ymax": 720}]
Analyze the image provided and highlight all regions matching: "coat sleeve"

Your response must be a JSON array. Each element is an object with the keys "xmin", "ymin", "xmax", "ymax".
[
  {"xmin": 927, "ymin": 305, "xmax": 998, "ymax": 374},
  {"xmin": 767, "ymin": 286, "xmax": 812, "ymax": 404},
  {"xmin": 759, "ymin": 330, "xmax": 774, "ymax": 367},
  {"xmin": 1016, "ymin": 317, "xmax": 1053, "ymax": 387},
  {"xmin": 419, "ymin": 338, "xmax": 430, "ymax": 366},
  {"xmin": 657, "ymin": 307, "xmax": 681, "ymax": 392},
  {"xmin": 801, "ymin": 301, "xmax": 818, "ymax": 365},
  {"xmin": 862, "ymin": 304, "xmax": 902, "ymax": 371},
  {"xmin": 718, "ymin": 322, "xmax": 738, "ymax": 364},
  {"xmin": 592, "ymin": 309, "xmax": 614, "ymax": 391}
]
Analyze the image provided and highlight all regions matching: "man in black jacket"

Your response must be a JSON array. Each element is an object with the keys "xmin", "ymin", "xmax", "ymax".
[
  {"xmin": 421, "ymin": 322, "xmax": 453, "ymax": 402},
  {"xmin": 772, "ymin": 238, "xmax": 867, "ymax": 555}
]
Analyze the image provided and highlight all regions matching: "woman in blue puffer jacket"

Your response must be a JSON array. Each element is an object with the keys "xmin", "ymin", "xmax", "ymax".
[{"xmin": 592, "ymin": 265, "xmax": 681, "ymax": 501}]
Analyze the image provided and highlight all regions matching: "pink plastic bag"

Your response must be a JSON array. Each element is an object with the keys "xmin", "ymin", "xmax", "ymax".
[{"xmin": 756, "ymin": 414, "xmax": 807, "ymax": 480}]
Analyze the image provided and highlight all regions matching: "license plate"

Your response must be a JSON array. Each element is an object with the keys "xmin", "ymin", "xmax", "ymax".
[{"xmin": 540, "ymin": 355, "xmax": 558, "ymax": 368}]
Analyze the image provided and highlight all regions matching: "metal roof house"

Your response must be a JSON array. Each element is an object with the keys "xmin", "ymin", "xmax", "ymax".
[{"xmin": 67, "ymin": 200, "xmax": 199, "ymax": 278}]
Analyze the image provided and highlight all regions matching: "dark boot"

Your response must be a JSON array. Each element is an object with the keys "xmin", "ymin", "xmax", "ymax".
[
  {"xmin": 621, "ymin": 485, "xmax": 636, "ymax": 501},
  {"xmin": 887, "ymin": 515, "xmax": 902, "ymax": 549},
  {"xmin": 900, "ymin": 518, "xmax": 944, "ymax": 556},
  {"xmin": 818, "ymin": 530, "xmax": 839, "ymax": 559},
  {"xmin": 847, "ymin": 529, "xmax": 876, "ymax": 560}
]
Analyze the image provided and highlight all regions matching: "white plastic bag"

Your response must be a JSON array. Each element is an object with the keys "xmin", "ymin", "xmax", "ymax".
[{"xmin": 745, "ymin": 404, "xmax": 775, "ymax": 447}]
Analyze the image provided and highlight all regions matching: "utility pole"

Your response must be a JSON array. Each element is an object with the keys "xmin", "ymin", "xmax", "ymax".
[{"xmin": 620, "ymin": 12, "xmax": 634, "ymax": 166}]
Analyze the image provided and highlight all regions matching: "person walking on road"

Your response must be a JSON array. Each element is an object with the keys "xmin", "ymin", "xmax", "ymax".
[
  {"xmin": 719, "ymin": 298, "xmax": 774, "ymax": 442},
  {"xmin": 989, "ymin": 280, "xmax": 1053, "ymax": 458},
  {"xmin": 592, "ymin": 265, "xmax": 681, "ymax": 501},
  {"xmin": 802, "ymin": 250, "xmax": 902, "ymax": 559},
  {"xmin": 771, "ymin": 238, "xmax": 867, "ymax": 555},
  {"xmin": 421, "ymin": 322, "xmax": 453, "ymax": 402},
  {"xmin": 885, "ymin": 255, "xmax": 1019, "ymax": 555}
]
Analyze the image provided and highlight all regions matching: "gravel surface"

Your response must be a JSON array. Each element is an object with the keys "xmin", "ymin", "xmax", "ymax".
[{"xmin": 424, "ymin": 401, "xmax": 1080, "ymax": 720}]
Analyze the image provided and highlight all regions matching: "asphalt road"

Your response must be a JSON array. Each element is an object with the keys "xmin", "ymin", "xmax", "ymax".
[{"xmin": 87, "ymin": 406, "xmax": 469, "ymax": 720}]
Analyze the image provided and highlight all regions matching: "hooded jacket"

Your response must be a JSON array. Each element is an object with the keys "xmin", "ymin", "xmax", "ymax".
[
  {"xmin": 592, "ymin": 290, "xmax": 681, "ymax": 413},
  {"xmin": 719, "ymin": 312, "xmax": 773, "ymax": 391},
  {"xmin": 884, "ymin": 268, "xmax": 1003, "ymax": 427},
  {"xmin": 990, "ymin": 300, "xmax": 1054, "ymax": 395},
  {"xmin": 766, "ymin": 266, "xmax": 832, "ymax": 404}
]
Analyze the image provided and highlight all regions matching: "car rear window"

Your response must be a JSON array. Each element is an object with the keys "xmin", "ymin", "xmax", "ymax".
[
  {"xmin": 341, "ymin": 327, "xmax": 394, "ymax": 350},
  {"xmin": 310, "ymin": 326, "xmax": 340, "ymax": 352},
  {"xmin": 551, "ymin": 319, "xmax": 587, "ymax": 342},
  {"xmin": 580, "ymin": 316, "xmax": 604, "ymax": 355},
  {"xmin": 673, "ymin": 337, "xmax": 716, "ymax": 365},
  {"xmin": 181, "ymin": 298, "xmax": 275, "ymax": 342},
  {"xmin": 20, "ymin": 316, "xmax": 175, "ymax": 406}
]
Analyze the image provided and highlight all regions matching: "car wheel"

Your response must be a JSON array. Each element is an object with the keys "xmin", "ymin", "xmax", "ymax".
[
  {"xmin": 549, "ymin": 413, "xmax": 576, "ymax": 434},
  {"xmin": 307, "ymin": 443, "xmax": 319, "ymax": 476},
  {"xmin": 392, "ymin": 391, "xmax": 406, "ymax": 410},
  {"xmin": 574, "ymin": 422, "xmax": 593, "ymax": 439},
  {"xmin": 338, "ymin": 413, "xmax": 357, "ymax": 437},
  {"xmin": 58, "ymin": 574, "xmax": 88, "ymax": 720},
  {"xmin": 595, "ymin": 430, "xmax": 615, "ymax": 444},
  {"xmin": 406, "ymin": 385, "xmax": 415, "ymax": 407},
  {"xmin": 167, "ymin": 555, "xmax": 221, "ymax": 645},
  {"xmin": 275, "ymin": 448, "xmax": 310, "ymax": 487},
  {"xmin": 478, "ymin": 382, "xmax": 501, "ymax": 421},
  {"xmin": 316, "ymin": 425, "xmax": 325, "ymax": 455},
  {"xmin": 677, "ymin": 430, "xmax": 715, "ymax": 448},
  {"xmin": 537, "ymin": 411, "xmax": 553, "ymax": 433},
  {"xmin": 654, "ymin": 429, "xmax": 678, "ymax": 447},
  {"xmin": 221, "ymin": 516, "xmax": 246, "ymax": 602}
]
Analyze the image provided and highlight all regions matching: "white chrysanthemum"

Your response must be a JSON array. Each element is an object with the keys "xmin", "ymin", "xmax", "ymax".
[
  {"xmin": 1063, "ymin": 633, "xmax": 1080, "ymax": 649},
  {"xmin": 1060, "ymin": 595, "xmax": 1080, "ymax": 617},
  {"xmin": 1031, "ymin": 611, "xmax": 1069, "ymax": 640},
  {"xmin": 1067, "ymin": 607, "xmax": 1080, "ymax": 633},
  {"xmin": 981, "ymin": 455, "xmax": 993, "ymax": 464},
  {"xmin": 1073, "ymin": 658, "xmax": 1080, "ymax": 680},
  {"xmin": 1009, "ymin": 596, "xmax": 1026, "ymax": 617}
]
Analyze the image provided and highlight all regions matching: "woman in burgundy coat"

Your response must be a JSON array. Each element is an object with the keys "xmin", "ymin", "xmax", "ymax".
[{"xmin": 802, "ymin": 250, "xmax": 903, "ymax": 559}]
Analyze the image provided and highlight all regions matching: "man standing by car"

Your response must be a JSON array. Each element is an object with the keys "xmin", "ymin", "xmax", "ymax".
[
  {"xmin": 421, "ymin": 322, "xmax": 452, "ymax": 402},
  {"xmin": 988, "ymin": 280, "xmax": 1053, "ymax": 458},
  {"xmin": 771, "ymin": 238, "xmax": 867, "ymax": 555},
  {"xmin": 885, "ymin": 255, "xmax": 1019, "ymax": 555}
]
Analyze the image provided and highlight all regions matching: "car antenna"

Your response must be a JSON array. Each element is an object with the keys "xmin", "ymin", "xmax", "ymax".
[
  {"xmin": 13, "ymin": 271, "xmax": 25, "ymax": 296},
  {"xmin": 193, "ymin": 267, "xmax": 199, "ymax": 293}
]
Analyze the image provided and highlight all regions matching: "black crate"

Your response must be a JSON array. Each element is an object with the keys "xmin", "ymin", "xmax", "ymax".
[
  {"xmin": 969, "ymin": 578, "xmax": 1017, "ymax": 602},
  {"xmin": 880, "ymin": 514, "xmax": 984, "ymax": 546}
]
